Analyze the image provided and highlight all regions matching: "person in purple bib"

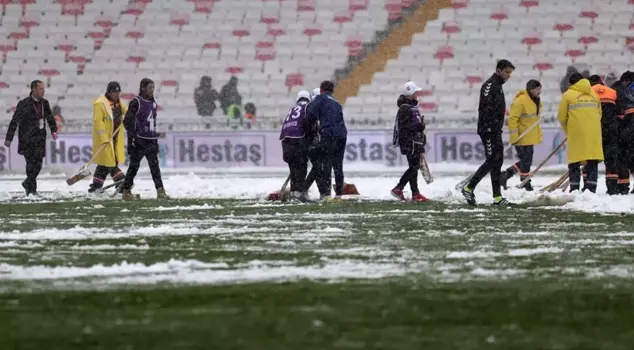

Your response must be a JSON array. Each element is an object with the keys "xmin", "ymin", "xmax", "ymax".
[
  {"xmin": 279, "ymin": 90, "xmax": 312, "ymax": 202},
  {"xmin": 121, "ymin": 78, "xmax": 169, "ymax": 200}
]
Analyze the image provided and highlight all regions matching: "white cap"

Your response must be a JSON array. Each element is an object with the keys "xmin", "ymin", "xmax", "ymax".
[
  {"xmin": 296, "ymin": 90, "xmax": 310, "ymax": 102},
  {"xmin": 403, "ymin": 81, "xmax": 423, "ymax": 96},
  {"xmin": 311, "ymin": 88, "xmax": 321, "ymax": 100}
]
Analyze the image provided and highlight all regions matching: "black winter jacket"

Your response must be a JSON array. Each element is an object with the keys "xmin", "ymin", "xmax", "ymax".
[
  {"xmin": 616, "ymin": 82, "xmax": 634, "ymax": 116},
  {"xmin": 477, "ymin": 73, "xmax": 507, "ymax": 135},
  {"xmin": 306, "ymin": 93, "xmax": 347, "ymax": 139},
  {"xmin": 393, "ymin": 95, "xmax": 425, "ymax": 155},
  {"xmin": 5, "ymin": 95, "xmax": 57, "ymax": 157}
]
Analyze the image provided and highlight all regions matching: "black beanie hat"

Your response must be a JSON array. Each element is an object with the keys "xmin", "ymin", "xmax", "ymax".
[
  {"xmin": 526, "ymin": 79, "xmax": 541, "ymax": 91},
  {"xmin": 106, "ymin": 81, "xmax": 121, "ymax": 93}
]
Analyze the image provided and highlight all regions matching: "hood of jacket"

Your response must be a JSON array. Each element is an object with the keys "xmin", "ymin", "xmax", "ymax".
[
  {"xmin": 568, "ymin": 78, "xmax": 592, "ymax": 95},
  {"xmin": 397, "ymin": 95, "xmax": 417, "ymax": 107},
  {"xmin": 515, "ymin": 89, "xmax": 540, "ymax": 114},
  {"xmin": 514, "ymin": 90, "xmax": 527, "ymax": 99}
]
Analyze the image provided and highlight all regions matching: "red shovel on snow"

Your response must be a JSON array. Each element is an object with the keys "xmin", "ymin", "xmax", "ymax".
[
  {"xmin": 267, "ymin": 175, "xmax": 291, "ymax": 201},
  {"xmin": 267, "ymin": 175, "xmax": 359, "ymax": 201}
]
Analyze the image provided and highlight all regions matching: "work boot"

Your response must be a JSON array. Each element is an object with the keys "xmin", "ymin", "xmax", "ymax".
[
  {"xmin": 156, "ymin": 187, "xmax": 170, "ymax": 200},
  {"xmin": 122, "ymin": 188, "xmax": 137, "ymax": 201},
  {"xmin": 520, "ymin": 179, "xmax": 534, "ymax": 191},
  {"xmin": 21, "ymin": 181, "xmax": 30, "ymax": 196},
  {"xmin": 88, "ymin": 183, "xmax": 102, "ymax": 193}
]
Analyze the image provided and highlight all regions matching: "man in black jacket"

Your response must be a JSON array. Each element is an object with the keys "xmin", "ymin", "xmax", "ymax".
[
  {"xmin": 4, "ymin": 80, "xmax": 58, "ymax": 196},
  {"xmin": 306, "ymin": 80, "xmax": 348, "ymax": 201},
  {"xmin": 589, "ymin": 75, "xmax": 619, "ymax": 194},
  {"xmin": 615, "ymin": 71, "xmax": 634, "ymax": 194},
  {"xmin": 391, "ymin": 81, "xmax": 428, "ymax": 202},
  {"xmin": 462, "ymin": 59, "xmax": 514, "ymax": 206}
]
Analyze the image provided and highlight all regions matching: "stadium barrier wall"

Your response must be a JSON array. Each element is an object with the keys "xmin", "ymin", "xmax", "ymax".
[{"xmin": 0, "ymin": 128, "xmax": 569, "ymax": 171}]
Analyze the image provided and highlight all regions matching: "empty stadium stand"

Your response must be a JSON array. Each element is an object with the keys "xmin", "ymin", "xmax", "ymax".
[
  {"xmin": 0, "ymin": 0, "xmax": 632, "ymax": 132},
  {"xmin": 347, "ymin": 0, "xmax": 634, "ymax": 127},
  {"xmin": 0, "ymin": 0, "xmax": 408, "ymax": 131}
]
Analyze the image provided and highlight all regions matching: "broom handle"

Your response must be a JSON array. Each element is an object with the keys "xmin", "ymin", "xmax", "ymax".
[
  {"xmin": 518, "ymin": 137, "xmax": 568, "ymax": 188},
  {"xmin": 81, "ymin": 123, "xmax": 124, "ymax": 171},
  {"xmin": 280, "ymin": 174, "xmax": 291, "ymax": 192}
]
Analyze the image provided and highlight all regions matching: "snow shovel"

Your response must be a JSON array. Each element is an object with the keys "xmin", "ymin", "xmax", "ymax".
[{"xmin": 267, "ymin": 175, "xmax": 291, "ymax": 201}]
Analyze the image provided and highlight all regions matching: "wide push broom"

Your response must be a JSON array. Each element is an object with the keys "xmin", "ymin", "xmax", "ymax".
[{"xmin": 66, "ymin": 124, "xmax": 122, "ymax": 186}]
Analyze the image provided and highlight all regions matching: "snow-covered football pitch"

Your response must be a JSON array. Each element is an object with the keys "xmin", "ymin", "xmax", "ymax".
[{"xmin": 1, "ymin": 165, "xmax": 633, "ymax": 349}]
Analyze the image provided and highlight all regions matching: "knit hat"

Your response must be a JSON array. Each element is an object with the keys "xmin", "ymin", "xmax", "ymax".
[
  {"xmin": 526, "ymin": 79, "xmax": 541, "ymax": 91},
  {"xmin": 106, "ymin": 81, "xmax": 121, "ymax": 93}
]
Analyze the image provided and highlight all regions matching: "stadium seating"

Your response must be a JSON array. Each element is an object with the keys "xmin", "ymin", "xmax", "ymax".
[
  {"xmin": 0, "ymin": 0, "xmax": 632, "ymax": 131},
  {"xmin": 348, "ymin": 0, "xmax": 634, "ymax": 127},
  {"xmin": 0, "ymin": 0, "xmax": 399, "ymax": 130}
]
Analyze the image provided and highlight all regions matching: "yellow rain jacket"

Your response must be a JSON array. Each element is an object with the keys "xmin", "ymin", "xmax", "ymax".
[
  {"xmin": 508, "ymin": 90, "xmax": 542, "ymax": 145},
  {"xmin": 92, "ymin": 95, "xmax": 128, "ymax": 167},
  {"xmin": 557, "ymin": 79, "xmax": 604, "ymax": 164}
]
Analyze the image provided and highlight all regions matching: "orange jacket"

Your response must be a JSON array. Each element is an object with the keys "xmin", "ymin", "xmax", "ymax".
[{"xmin": 591, "ymin": 84, "xmax": 616, "ymax": 105}]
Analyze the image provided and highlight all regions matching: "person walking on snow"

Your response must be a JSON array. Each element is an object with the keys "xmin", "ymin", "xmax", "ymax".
[
  {"xmin": 121, "ymin": 78, "xmax": 169, "ymax": 200},
  {"xmin": 500, "ymin": 79, "xmax": 543, "ymax": 191},
  {"xmin": 391, "ymin": 81, "xmax": 429, "ymax": 202},
  {"xmin": 88, "ymin": 82, "xmax": 128, "ymax": 193},
  {"xmin": 558, "ymin": 73, "xmax": 604, "ymax": 193},
  {"xmin": 462, "ymin": 59, "xmax": 515, "ymax": 206}
]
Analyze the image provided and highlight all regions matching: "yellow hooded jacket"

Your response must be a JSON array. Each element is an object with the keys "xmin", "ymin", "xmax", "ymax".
[
  {"xmin": 508, "ymin": 90, "xmax": 542, "ymax": 145},
  {"xmin": 92, "ymin": 95, "xmax": 128, "ymax": 167},
  {"xmin": 557, "ymin": 79, "xmax": 604, "ymax": 164}
]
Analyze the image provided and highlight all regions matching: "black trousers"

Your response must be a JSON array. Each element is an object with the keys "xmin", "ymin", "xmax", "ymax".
[
  {"xmin": 318, "ymin": 136, "xmax": 346, "ymax": 196},
  {"xmin": 282, "ymin": 138, "xmax": 308, "ymax": 193},
  {"xmin": 602, "ymin": 118, "xmax": 620, "ymax": 194},
  {"xmin": 569, "ymin": 160, "xmax": 599, "ymax": 193},
  {"xmin": 503, "ymin": 145, "xmax": 534, "ymax": 183},
  {"xmin": 396, "ymin": 152, "xmax": 421, "ymax": 195},
  {"xmin": 304, "ymin": 146, "xmax": 321, "ymax": 192},
  {"xmin": 123, "ymin": 138, "xmax": 164, "ymax": 190},
  {"xmin": 23, "ymin": 148, "xmax": 44, "ymax": 194},
  {"xmin": 617, "ymin": 115, "xmax": 634, "ymax": 193},
  {"xmin": 468, "ymin": 132, "xmax": 504, "ymax": 197},
  {"xmin": 90, "ymin": 165, "xmax": 125, "ymax": 190}
]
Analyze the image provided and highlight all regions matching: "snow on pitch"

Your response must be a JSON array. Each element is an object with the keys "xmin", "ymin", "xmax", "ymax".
[{"xmin": 0, "ymin": 166, "xmax": 632, "ymax": 291}]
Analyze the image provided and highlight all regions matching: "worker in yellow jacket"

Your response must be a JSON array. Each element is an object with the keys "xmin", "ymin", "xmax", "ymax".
[
  {"xmin": 88, "ymin": 82, "xmax": 128, "ymax": 193},
  {"xmin": 501, "ymin": 80, "xmax": 543, "ymax": 191},
  {"xmin": 558, "ymin": 73, "xmax": 604, "ymax": 193}
]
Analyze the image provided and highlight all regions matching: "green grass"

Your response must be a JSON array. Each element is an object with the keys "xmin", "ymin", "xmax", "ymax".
[{"xmin": 1, "ymin": 199, "xmax": 634, "ymax": 349}]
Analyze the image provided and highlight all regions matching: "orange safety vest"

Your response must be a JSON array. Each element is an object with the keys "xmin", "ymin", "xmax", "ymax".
[{"xmin": 591, "ymin": 84, "xmax": 616, "ymax": 105}]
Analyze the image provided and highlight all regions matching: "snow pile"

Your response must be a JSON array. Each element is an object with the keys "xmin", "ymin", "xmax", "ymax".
[{"xmin": 0, "ymin": 169, "xmax": 632, "ymax": 214}]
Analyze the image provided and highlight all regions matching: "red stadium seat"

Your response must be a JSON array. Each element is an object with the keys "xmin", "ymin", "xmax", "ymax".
[
  {"xmin": 297, "ymin": 0, "xmax": 315, "ymax": 12},
  {"xmin": 285, "ymin": 73, "xmax": 304, "ymax": 89},
  {"xmin": 442, "ymin": 21, "xmax": 460, "ymax": 34}
]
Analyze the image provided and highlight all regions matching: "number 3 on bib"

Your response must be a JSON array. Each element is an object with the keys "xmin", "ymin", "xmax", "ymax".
[{"xmin": 284, "ymin": 106, "xmax": 302, "ymax": 122}]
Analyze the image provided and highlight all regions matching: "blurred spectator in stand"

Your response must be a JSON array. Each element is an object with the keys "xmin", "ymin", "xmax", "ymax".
[
  {"xmin": 227, "ymin": 102, "xmax": 243, "ymax": 129},
  {"xmin": 244, "ymin": 102, "xmax": 256, "ymax": 129},
  {"xmin": 220, "ymin": 76, "xmax": 242, "ymax": 115},
  {"xmin": 605, "ymin": 72, "xmax": 618, "ymax": 88},
  {"xmin": 560, "ymin": 66, "xmax": 579, "ymax": 93},
  {"xmin": 194, "ymin": 76, "xmax": 219, "ymax": 117},
  {"xmin": 53, "ymin": 105, "xmax": 64, "ymax": 133}
]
